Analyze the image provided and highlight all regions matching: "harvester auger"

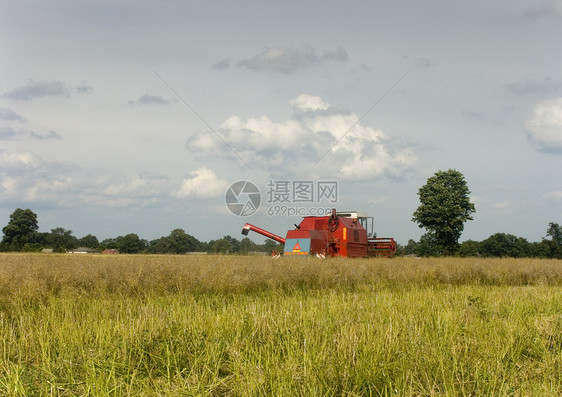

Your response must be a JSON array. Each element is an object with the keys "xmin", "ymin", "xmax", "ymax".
[{"xmin": 241, "ymin": 209, "xmax": 397, "ymax": 258}]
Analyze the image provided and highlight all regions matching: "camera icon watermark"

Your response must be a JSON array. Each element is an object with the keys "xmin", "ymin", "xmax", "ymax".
[{"xmin": 225, "ymin": 181, "xmax": 261, "ymax": 216}]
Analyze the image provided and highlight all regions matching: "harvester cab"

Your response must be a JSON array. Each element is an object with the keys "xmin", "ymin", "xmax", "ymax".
[
  {"xmin": 241, "ymin": 209, "xmax": 397, "ymax": 258},
  {"xmin": 336, "ymin": 211, "xmax": 374, "ymax": 238}
]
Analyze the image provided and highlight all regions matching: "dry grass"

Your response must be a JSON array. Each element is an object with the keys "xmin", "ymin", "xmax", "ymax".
[
  {"xmin": 0, "ymin": 254, "xmax": 561, "ymax": 396},
  {"xmin": 1, "ymin": 254, "xmax": 560, "ymax": 297}
]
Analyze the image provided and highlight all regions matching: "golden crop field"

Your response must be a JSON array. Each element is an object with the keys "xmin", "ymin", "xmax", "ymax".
[{"xmin": 1, "ymin": 253, "xmax": 561, "ymax": 396}]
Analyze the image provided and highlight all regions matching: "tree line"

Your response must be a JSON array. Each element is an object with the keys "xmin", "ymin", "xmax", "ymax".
[
  {"xmin": 0, "ymin": 208, "xmax": 283, "ymax": 255},
  {"xmin": 2, "ymin": 206, "xmax": 559, "ymax": 258},
  {"xmin": 402, "ymin": 223, "xmax": 562, "ymax": 258},
  {"xmin": 1, "ymin": 169, "xmax": 560, "ymax": 258},
  {"xmin": 408, "ymin": 169, "xmax": 561, "ymax": 258}
]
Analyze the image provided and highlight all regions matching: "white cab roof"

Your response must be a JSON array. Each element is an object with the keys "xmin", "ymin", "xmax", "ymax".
[{"xmin": 336, "ymin": 211, "xmax": 369, "ymax": 218}]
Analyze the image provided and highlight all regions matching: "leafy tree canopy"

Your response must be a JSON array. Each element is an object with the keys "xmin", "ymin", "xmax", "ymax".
[
  {"xmin": 480, "ymin": 233, "xmax": 531, "ymax": 258},
  {"xmin": 49, "ymin": 227, "xmax": 78, "ymax": 252},
  {"xmin": 239, "ymin": 237, "xmax": 258, "ymax": 253},
  {"xmin": 78, "ymin": 234, "xmax": 99, "ymax": 249},
  {"xmin": 415, "ymin": 232, "xmax": 441, "ymax": 257},
  {"xmin": 412, "ymin": 169, "xmax": 475, "ymax": 255},
  {"xmin": 168, "ymin": 228, "xmax": 196, "ymax": 254},
  {"xmin": 457, "ymin": 240, "xmax": 481, "ymax": 257},
  {"xmin": 209, "ymin": 238, "xmax": 234, "ymax": 254},
  {"xmin": 546, "ymin": 222, "xmax": 562, "ymax": 245},
  {"xmin": 147, "ymin": 236, "xmax": 171, "ymax": 254},
  {"xmin": 119, "ymin": 233, "xmax": 145, "ymax": 254},
  {"xmin": 544, "ymin": 222, "xmax": 562, "ymax": 258},
  {"xmin": 2, "ymin": 208, "xmax": 39, "ymax": 250}
]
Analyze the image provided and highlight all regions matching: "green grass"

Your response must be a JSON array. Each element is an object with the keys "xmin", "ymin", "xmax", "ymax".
[{"xmin": 0, "ymin": 254, "xmax": 561, "ymax": 396}]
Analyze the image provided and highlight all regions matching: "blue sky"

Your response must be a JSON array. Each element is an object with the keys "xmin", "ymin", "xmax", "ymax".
[{"xmin": 1, "ymin": 0, "xmax": 561, "ymax": 245}]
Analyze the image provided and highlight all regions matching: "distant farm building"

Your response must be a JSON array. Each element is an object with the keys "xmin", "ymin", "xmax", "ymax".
[
  {"xmin": 68, "ymin": 247, "xmax": 99, "ymax": 254},
  {"xmin": 102, "ymin": 249, "xmax": 119, "ymax": 254}
]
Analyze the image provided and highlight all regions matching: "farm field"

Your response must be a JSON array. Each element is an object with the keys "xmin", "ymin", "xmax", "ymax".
[{"xmin": 0, "ymin": 254, "xmax": 561, "ymax": 396}]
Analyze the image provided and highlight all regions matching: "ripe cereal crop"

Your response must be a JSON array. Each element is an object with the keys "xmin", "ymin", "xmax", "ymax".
[{"xmin": 0, "ymin": 253, "xmax": 560, "ymax": 395}]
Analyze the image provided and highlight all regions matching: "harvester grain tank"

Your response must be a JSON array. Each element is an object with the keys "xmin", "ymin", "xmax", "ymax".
[{"xmin": 241, "ymin": 209, "xmax": 397, "ymax": 258}]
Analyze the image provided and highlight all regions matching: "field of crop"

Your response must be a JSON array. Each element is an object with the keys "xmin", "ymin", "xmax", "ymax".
[{"xmin": 0, "ymin": 253, "xmax": 561, "ymax": 396}]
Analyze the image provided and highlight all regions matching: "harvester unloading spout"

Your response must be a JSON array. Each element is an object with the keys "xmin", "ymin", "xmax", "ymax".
[{"xmin": 241, "ymin": 223, "xmax": 286, "ymax": 244}]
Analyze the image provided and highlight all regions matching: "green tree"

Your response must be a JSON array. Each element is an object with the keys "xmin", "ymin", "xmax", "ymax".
[
  {"xmin": 457, "ymin": 240, "xmax": 481, "ymax": 257},
  {"xmin": 480, "ymin": 233, "xmax": 530, "ymax": 258},
  {"xmin": 168, "ymin": 229, "xmax": 193, "ymax": 254},
  {"xmin": 544, "ymin": 222, "xmax": 562, "ymax": 258},
  {"xmin": 412, "ymin": 169, "xmax": 475, "ymax": 255},
  {"xmin": 261, "ymin": 239, "xmax": 284, "ymax": 254},
  {"xmin": 146, "ymin": 230, "xmax": 201, "ymax": 254},
  {"xmin": 239, "ymin": 237, "xmax": 258, "ymax": 253},
  {"xmin": 403, "ymin": 239, "xmax": 418, "ymax": 255},
  {"xmin": 147, "ymin": 236, "xmax": 170, "ymax": 254},
  {"xmin": 100, "ymin": 238, "xmax": 119, "ymax": 250},
  {"xmin": 546, "ymin": 222, "xmax": 562, "ymax": 245},
  {"xmin": 2, "ymin": 208, "xmax": 39, "ymax": 251},
  {"xmin": 414, "ymin": 232, "xmax": 441, "ymax": 257},
  {"xmin": 26, "ymin": 231, "xmax": 50, "ymax": 251},
  {"xmin": 49, "ymin": 227, "xmax": 78, "ymax": 252},
  {"xmin": 209, "ymin": 238, "xmax": 234, "ymax": 254},
  {"xmin": 119, "ymin": 233, "xmax": 145, "ymax": 254},
  {"xmin": 221, "ymin": 235, "xmax": 240, "ymax": 252},
  {"xmin": 78, "ymin": 234, "xmax": 99, "ymax": 249},
  {"xmin": 529, "ymin": 241, "xmax": 551, "ymax": 258}
]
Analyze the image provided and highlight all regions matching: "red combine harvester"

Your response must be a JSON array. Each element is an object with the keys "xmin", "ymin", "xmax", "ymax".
[{"xmin": 241, "ymin": 209, "xmax": 397, "ymax": 258}]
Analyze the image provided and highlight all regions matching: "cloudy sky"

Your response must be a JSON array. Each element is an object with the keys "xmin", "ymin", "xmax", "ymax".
[{"xmin": 1, "ymin": 0, "xmax": 561, "ymax": 245}]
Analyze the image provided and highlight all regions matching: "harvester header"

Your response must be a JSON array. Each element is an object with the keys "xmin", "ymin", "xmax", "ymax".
[{"xmin": 241, "ymin": 209, "xmax": 397, "ymax": 258}]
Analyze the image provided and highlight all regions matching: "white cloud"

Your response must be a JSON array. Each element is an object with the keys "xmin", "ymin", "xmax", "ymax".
[
  {"xmin": 185, "ymin": 132, "xmax": 230, "ymax": 157},
  {"xmin": 0, "ymin": 151, "xmax": 213, "ymax": 208},
  {"xmin": 526, "ymin": 97, "xmax": 562, "ymax": 153},
  {"xmin": 543, "ymin": 191, "xmax": 562, "ymax": 200},
  {"xmin": 1, "ymin": 176, "xmax": 18, "ymax": 196},
  {"xmin": 77, "ymin": 173, "xmax": 180, "ymax": 208},
  {"xmin": 24, "ymin": 176, "xmax": 73, "ymax": 202},
  {"xmin": 218, "ymin": 114, "xmax": 309, "ymax": 151},
  {"xmin": 185, "ymin": 94, "xmax": 417, "ymax": 181},
  {"xmin": 99, "ymin": 175, "xmax": 168, "ymax": 198},
  {"xmin": 0, "ymin": 151, "xmax": 42, "ymax": 169},
  {"xmin": 0, "ymin": 152, "xmax": 79, "ymax": 205},
  {"xmin": 79, "ymin": 195, "xmax": 152, "ymax": 209},
  {"xmin": 490, "ymin": 200, "xmax": 522, "ymax": 216},
  {"xmin": 367, "ymin": 196, "xmax": 389, "ymax": 206},
  {"xmin": 470, "ymin": 195, "xmax": 485, "ymax": 210},
  {"xmin": 174, "ymin": 167, "xmax": 229, "ymax": 198},
  {"xmin": 290, "ymin": 94, "xmax": 330, "ymax": 112},
  {"xmin": 492, "ymin": 200, "xmax": 512, "ymax": 210}
]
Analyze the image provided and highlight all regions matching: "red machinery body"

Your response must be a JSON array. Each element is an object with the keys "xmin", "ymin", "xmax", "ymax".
[{"xmin": 241, "ymin": 209, "xmax": 397, "ymax": 258}]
